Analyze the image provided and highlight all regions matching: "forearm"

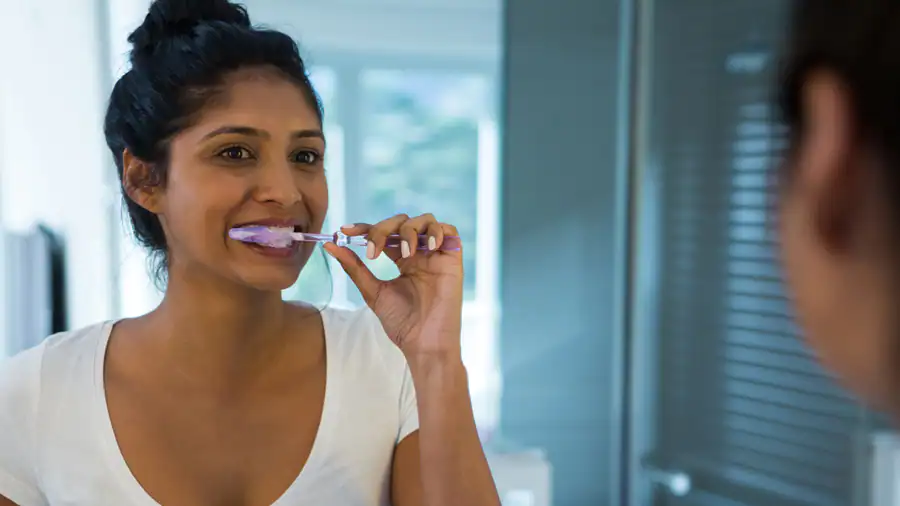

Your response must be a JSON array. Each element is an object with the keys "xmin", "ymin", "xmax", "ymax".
[{"xmin": 407, "ymin": 354, "xmax": 501, "ymax": 506}]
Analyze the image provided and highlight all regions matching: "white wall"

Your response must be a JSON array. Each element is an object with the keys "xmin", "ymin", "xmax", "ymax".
[
  {"xmin": 0, "ymin": 0, "xmax": 116, "ymax": 330},
  {"xmin": 244, "ymin": 0, "xmax": 500, "ymax": 61}
]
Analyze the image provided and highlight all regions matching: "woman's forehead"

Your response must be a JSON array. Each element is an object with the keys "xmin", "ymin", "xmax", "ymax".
[{"xmin": 184, "ymin": 77, "xmax": 321, "ymax": 139}]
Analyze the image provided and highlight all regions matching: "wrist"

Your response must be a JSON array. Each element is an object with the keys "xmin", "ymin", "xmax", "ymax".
[
  {"xmin": 405, "ymin": 351, "xmax": 467, "ymax": 382},
  {"xmin": 406, "ymin": 349, "xmax": 463, "ymax": 366}
]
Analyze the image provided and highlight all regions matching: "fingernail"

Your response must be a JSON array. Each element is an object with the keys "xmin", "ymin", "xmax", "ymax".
[
  {"xmin": 401, "ymin": 240, "xmax": 411, "ymax": 258},
  {"xmin": 341, "ymin": 224, "xmax": 355, "ymax": 230},
  {"xmin": 366, "ymin": 241, "xmax": 376, "ymax": 260},
  {"xmin": 428, "ymin": 236, "xmax": 437, "ymax": 251}
]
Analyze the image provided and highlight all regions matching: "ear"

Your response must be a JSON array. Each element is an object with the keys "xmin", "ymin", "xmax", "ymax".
[
  {"xmin": 797, "ymin": 71, "xmax": 863, "ymax": 253},
  {"xmin": 121, "ymin": 149, "xmax": 164, "ymax": 214}
]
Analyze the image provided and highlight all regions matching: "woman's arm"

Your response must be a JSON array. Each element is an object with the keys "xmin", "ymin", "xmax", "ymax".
[
  {"xmin": 325, "ymin": 215, "xmax": 501, "ymax": 506},
  {"xmin": 392, "ymin": 354, "xmax": 500, "ymax": 506}
]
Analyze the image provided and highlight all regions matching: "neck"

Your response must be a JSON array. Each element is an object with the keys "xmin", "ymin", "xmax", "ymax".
[{"xmin": 146, "ymin": 263, "xmax": 296, "ymax": 387}]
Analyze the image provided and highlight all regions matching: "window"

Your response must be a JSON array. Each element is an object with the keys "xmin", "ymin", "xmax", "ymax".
[
  {"xmin": 360, "ymin": 69, "xmax": 501, "ymax": 432},
  {"xmin": 357, "ymin": 70, "xmax": 488, "ymax": 298}
]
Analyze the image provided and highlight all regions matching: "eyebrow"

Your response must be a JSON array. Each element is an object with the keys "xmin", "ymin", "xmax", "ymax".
[{"xmin": 201, "ymin": 125, "xmax": 325, "ymax": 142}]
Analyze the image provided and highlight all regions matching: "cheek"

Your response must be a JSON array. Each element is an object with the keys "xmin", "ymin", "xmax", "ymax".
[
  {"xmin": 778, "ymin": 184, "xmax": 894, "ymax": 405},
  {"xmin": 777, "ymin": 191, "xmax": 826, "ymax": 349},
  {"xmin": 304, "ymin": 175, "xmax": 329, "ymax": 230},
  {"xmin": 164, "ymin": 169, "xmax": 243, "ymax": 243}
]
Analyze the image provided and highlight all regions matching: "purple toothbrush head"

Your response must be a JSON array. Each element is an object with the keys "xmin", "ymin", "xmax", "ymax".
[{"xmin": 228, "ymin": 226, "xmax": 294, "ymax": 248}]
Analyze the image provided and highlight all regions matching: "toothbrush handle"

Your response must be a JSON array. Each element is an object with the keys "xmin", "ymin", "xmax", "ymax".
[{"xmin": 349, "ymin": 234, "xmax": 461, "ymax": 252}]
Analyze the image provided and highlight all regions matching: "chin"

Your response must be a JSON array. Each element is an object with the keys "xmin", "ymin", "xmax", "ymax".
[
  {"xmin": 805, "ymin": 321, "xmax": 897, "ymax": 413},
  {"xmin": 228, "ymin": 243, "xmax": 313, "ymax": 292},
  {"xmin": 237, "ymin": 269, "xmax": 303, "ymax": 292},
  {"xmin": 231, "ymin": 261, "xmax": 307, "ymax": 293},
  {"xmin": 832, "ymin": 360, "xmax": 895, "ymax": 414}
]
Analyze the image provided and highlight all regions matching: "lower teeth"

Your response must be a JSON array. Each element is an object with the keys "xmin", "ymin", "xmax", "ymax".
[{"xmin": 254, "ymin": 241, "xmax": 292, "ymax": 249}]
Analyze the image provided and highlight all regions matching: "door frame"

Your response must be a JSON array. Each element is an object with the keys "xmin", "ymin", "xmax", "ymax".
[{"xmin": 621, "ymin": 0, "xmax": 665, "ymax": 504}]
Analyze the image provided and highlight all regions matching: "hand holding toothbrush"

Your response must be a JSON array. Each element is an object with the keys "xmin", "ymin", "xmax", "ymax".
[
  {"xmin": 330, "ymin": 216, "xmax": 500, "ymax": 506},
  {"xmin": 324, "ymin": 213, "xmax": 464, "ymax": 360}
]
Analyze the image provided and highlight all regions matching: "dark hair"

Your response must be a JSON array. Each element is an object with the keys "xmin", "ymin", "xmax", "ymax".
[
  {"xmin": 104, "ymin": 0, "xmax": 323, "ymax": 283},
  {"xmin": 779, "ymin": 0, "xmax": 900, "ymax": 172}
]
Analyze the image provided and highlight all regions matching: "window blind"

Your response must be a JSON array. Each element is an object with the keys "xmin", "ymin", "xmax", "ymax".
[{"xmin": 646, "ymin": 1, "xmax": 884, "ymax": 505}]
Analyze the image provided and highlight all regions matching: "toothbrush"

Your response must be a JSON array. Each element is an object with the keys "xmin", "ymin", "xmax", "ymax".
[{"xmin": 228, "ymin": 225, "xmax": 462, "ymax": 251}]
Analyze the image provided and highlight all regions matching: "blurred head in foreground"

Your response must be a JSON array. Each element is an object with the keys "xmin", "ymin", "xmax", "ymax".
[{"xmin": 778, "ymin": 0, "xmax": 900, "ymax": 415}]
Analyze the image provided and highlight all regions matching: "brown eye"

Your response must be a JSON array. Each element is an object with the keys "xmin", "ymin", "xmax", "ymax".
[
  {"xmin": 293, "ymin": 150, "xmax": 319, "ymax": 165},
  {"xmin": 218, "ymin": 146, "xmax": 253, "ymax": 160}
]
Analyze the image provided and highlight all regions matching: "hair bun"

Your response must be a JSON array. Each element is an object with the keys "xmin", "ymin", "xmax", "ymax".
[{"xmin": 128, "ymin": 0, "xmax": 251, "ymax": 62}]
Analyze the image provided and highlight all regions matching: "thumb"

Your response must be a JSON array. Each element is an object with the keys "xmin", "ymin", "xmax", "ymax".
[{"xmin": 323, "ymin": 243, "xmax": 382, "ymax": 306}]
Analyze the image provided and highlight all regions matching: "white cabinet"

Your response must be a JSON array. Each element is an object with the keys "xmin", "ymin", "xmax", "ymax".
[{"xmin": 487, "ymin": 449, "xmax": 552, "ymax": 506}]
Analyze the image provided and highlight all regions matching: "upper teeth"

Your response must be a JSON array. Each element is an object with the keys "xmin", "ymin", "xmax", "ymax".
[{"xmin": 253, "ymin": 226, "xmax": 293, "ymax": 232}]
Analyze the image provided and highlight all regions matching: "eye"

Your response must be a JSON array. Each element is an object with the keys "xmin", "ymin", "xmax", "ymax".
[
  {"xmin": 217, "ymin": 145, "xmax": 254, "ymax": 161},
  {"xmin": 292, "ymin": 150, "xmax": 320, "ymax": 165}
]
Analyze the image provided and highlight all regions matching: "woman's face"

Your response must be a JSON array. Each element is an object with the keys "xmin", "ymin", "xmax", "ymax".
[
  {"xmin": 151, "ymin": 67, "xmax": 328, "ymax": 291},
  {"xmin": 778, "ymin": 72, "xmax": 900, "ymax": 411}
]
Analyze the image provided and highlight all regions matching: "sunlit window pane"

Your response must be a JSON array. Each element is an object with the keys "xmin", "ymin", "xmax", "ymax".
[{"xmin": 356, "ymin": 70, "xmax": 492, "ymax": 301}]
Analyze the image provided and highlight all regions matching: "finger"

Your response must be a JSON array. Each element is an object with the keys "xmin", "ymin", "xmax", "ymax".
[
  {"xmin": 440, "ymin": 223, "xmax": 462, "ymax": 253},
  {"xmin": 323, "ymin": 243, "xmax": 382, "ymax": 306},
  {"xmin": 341, "ymin": 223, "xmax": 403, "ymax": 262},
  {"xmin": 366, "ymin": 214, "xmax": 409, "ymax": 260},
  {"xmin": 425, "ymin": 221, "xmax": 444, "ymax": 252},
  {"xmin": 441, "ymin": 222, "xmax": 459, "ymax": 237},
  {"xmin": 340, "ymin": 223, "xmax": 371, "ymax": 236},
  {"xmin": 339, "ymin": 223, "xmax": 388, "ymax": 261},
  {"xmin": 398, "ymin": 213, "xmax": 436, "ymax": 258}
]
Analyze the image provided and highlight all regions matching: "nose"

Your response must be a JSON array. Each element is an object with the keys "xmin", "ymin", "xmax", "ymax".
[{"xmin": 254, "ymin": 161, "xmax": 302, "ymax": 208}]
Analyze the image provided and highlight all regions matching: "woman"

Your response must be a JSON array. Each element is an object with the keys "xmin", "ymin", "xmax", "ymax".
[
  {"xmin": 0, "ymin": 1, "xmax": 499, "ymax": 505},
  {"xmin": 779, "ymin": 0, "xmax": 900, "ymax": 418}
]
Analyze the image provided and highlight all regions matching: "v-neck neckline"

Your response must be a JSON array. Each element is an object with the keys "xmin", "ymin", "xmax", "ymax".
[{"xmin": 91, "ymin": 308, "xmax": 339, "ymax": 505}]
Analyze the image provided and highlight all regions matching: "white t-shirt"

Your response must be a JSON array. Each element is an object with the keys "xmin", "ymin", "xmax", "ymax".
[{"xmin": 0, "ymin": 307, "xmax": 418, "ymax": 506}]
